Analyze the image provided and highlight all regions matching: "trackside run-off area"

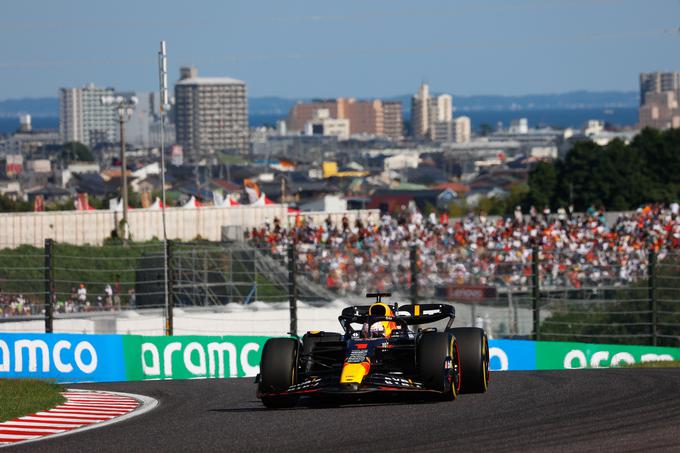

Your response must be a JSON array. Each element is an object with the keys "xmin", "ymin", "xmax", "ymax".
[
  {"xmin": 0, "ymin": 379, "xmax": 64, "ymax": 424},
  {"xmin": 5, "ymin": 368, "xmax": 680, "ymax": 452},
  {"xmin": 0, "ymin": 390, "xmax": 145, "ymax": 447}
]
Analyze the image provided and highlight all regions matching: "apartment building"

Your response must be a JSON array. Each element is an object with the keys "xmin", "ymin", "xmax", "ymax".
[{"xmin": 174, "ymin": 66, "xmax": 248, "ymax": 159}]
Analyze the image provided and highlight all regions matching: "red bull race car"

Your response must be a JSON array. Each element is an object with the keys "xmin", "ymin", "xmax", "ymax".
[{"xmin": 256, "ymin": 293, "xmax": 490, "ymax": 408}]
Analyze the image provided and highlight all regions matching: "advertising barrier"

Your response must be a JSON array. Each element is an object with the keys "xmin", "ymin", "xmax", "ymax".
[
  {"xmin": 534, "ymin": 341, "xmax": 680, "ymax": 370},
  {"xmin": 488, "ymin": 339, "xmax": 680, "ymax": 371},
  {"xmin": 2, "ymin": 332, "xmax": 680, "ymax": 383},
  {"xmin": 488, "ymin": 339, "xmax": 536, "ymax": 371},
  {"xmin": 121, "ymin": 335, "xmax": 268, "ymax": 381},
  {"xmin": 0, "ymin": 333, "xmax": 126, "ymax": 382}
]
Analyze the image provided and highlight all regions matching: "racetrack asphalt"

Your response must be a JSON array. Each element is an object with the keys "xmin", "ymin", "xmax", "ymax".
[{"xmin": 7, "ymin": 369, "xmax": 680, "ymax": 452}]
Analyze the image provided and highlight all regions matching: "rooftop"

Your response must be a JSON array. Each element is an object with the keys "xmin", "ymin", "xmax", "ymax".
[{"xmin": 176, "ymin": 77, "xmax": 245, "ymax": 86}]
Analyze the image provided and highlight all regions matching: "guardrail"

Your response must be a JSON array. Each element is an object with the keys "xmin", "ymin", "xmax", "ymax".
[{"xmin": 1, "ymin": 333, "xmax": 678, "ymax": 383}]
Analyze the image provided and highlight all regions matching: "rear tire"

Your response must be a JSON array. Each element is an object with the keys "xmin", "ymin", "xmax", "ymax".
[
  {"xmin": 450, "ymin": 327, "xmax": 489, "ymax": 394},
  {"xmin": 259, "ymin": 338, "xmax": 300, "ymax": 408},
  {"xmin": 417, "ymin": 332, "xmax": 460, "ymax": 401}
]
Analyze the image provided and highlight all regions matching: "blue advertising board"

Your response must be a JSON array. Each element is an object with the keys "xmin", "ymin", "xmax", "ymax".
[
  {"xmin": 488, "ymin": 339, "xmax": 536, "ymax": 371},
  {"xmin": 0, "ymin": 333, "xmax": 126, "ymax": 382}
]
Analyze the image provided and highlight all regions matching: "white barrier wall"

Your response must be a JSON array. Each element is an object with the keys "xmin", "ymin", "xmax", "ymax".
[
  {"xmin": 0, "ymin": 300, "xmax": 532, "ymax": 337},
  {"xmin": 0, "ymin": 207, "xmax": 380, "ymax": 248}
]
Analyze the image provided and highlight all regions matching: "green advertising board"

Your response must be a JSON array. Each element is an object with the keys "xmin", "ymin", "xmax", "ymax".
[
  {"xmin": 121, "ymin": 335, "xmax": 270, "ymax": 381},
  {"xmin": 535, "ymin": 341, "xmax": 680, "ymax": 370}
]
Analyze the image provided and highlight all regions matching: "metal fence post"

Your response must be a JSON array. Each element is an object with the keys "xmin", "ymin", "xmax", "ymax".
[
  {"xmin": 288, "ymin": 242, "xmax": 297, "ymax": 336},
  {"xmin": 44, "ymin": 239, "xmax": 54, "ymax": 333},
  {"xmin": 648, "ymin": 248, "xmax": 657, "ymax": 346},
  {"xmin": 410, "ymin": 245, "xmax": 418, "ymax": 305},
  {"xmin": 532, "ymin": 244, "xmax": 540, "ymax": 341},
  {"xmin": 165, "ymin": 239, "xmax": 174, "ymax": 336}
]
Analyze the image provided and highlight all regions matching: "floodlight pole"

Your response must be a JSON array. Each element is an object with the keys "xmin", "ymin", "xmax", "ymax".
[
  {"xmin": 159, "ymin": 40, "xmax": 172, "ymax": 336},
  {"xmin": 102, "ymin": 94, "xmax": 136, "ymax": 243}
]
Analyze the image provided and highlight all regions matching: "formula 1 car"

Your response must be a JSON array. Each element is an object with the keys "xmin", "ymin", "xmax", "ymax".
[{"xmin": 256, "ymin": 293, "xmax": 489, "ymax": 408}]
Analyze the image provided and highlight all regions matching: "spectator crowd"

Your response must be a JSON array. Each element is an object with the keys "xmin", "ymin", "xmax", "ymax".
[
  {"xmin": 0, "ymin": 290, "xmax": 35, "ymax": 317},
  {"xmin": 1, "ymin": 282, "xmax": 136, "ymax": 318},
  {"xmin": 3, "ymin": 203, "xmax": 680, "ymax": 317},
  {"xmin": 247, "ymin": 203, "xmax": 680, "ymax": 297}
]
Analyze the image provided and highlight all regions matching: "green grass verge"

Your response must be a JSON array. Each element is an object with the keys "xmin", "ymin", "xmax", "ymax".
[
  {"xmin": 0, "ymin": 379, "xmax": 65, "ymax": 422},
  {"xmin": 623, "ymin": 360, "xmax": 680, "ymax": 369}
]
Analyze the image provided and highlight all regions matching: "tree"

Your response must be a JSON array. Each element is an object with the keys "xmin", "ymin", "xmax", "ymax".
[
  {"xmin": 554, "ymin": 141, "xmax": 607, "ymax": 209},
  {"xmin": 603, "ymin": 139, "xmax": 649, "ymax": 210},
  {"xmin": 478, "ymin": 123, "xmax": 493, "ymax": 137},
  {"xmin": 61, "ymin": 142, "xmax": 94, "ymax": 163},
  {"xmin": 526, "ymin": 128, "xmax": 680, "ymax": 212},
  {"xmin": 527, "ymin": 161, "xmax": 557, "ymax": 209}
]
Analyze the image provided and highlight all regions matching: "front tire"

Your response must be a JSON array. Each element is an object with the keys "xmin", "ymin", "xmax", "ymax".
[
  {"xmin": 450, "ymin": 327, "xmax": 489, "ymax": 394},
  {"xmin": 417, "ymin": 332, "xmax": 460, "ymax": 401},
  {"xmin": 259, "ymin": 338, "xmax": 300, "ymax": 408}
]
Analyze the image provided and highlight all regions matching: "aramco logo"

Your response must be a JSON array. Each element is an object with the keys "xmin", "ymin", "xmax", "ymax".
[
  {"xmin": 140, "ymin": 341, "xmax": 261, "ymax": 378},
  {"xmin": 0, "ymin": 339, "xmax": 98, "ymax": 374}
]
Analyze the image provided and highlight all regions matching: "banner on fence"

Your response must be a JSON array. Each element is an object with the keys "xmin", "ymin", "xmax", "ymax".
[{"xmin": 2, "ymin": 333, "xmax": 680, "ymax": 383}]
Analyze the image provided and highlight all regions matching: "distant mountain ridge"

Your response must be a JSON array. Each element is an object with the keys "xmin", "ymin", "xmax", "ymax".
[{"xmin": 0, "ymin": 91, "xmax": 638, "ymax": 118}]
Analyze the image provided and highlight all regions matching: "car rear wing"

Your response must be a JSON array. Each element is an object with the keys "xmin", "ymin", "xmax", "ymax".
[{"xmin": 339, "ymin": 303, "xmax": 455, "ymax": 329}]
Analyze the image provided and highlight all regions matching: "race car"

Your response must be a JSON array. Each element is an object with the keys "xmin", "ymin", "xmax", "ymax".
[{"xmin": 256, "ymin": 292, "xmax": 490, "ymax": 408}]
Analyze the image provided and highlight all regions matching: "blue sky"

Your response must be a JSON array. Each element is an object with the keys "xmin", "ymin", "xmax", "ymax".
[{"xmin": 1, "ymin": 0, "xmax": 679, "ymax": 99}]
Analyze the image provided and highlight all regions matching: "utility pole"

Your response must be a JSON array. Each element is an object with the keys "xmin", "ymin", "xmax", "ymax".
[{"xmin": 102, "ymin": 94, "xmax": 137, "ymax": 243}]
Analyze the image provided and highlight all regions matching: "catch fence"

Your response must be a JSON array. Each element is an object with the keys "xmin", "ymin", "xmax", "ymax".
[{"xmin": 1, "ymin": 239, "xmax": 679, "ymax": 346}]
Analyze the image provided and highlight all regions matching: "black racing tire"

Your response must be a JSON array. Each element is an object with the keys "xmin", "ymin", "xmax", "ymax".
[
  {"xmin": 417, "ymin": 332, "xmax": 460, "ymax": 401},
  {"xmin": 259, "ymin": 338, "xmax": 300, "ymax": 408},
  {"xmin": 450, "ymin": 327, "xmax": 489, "ymax": 394}
]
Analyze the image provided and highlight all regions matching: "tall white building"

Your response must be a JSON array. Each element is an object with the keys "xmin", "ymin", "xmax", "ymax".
[
  {"xmin": 410, "ymin": 83, "xmax": 454, "ymax": 140},
  {"xmin": 59, "ymin": 88, "xmax": 83, "ymax": 143},
  {"xmin": 410, "ymin": 83, "xmax": 431, "ymax": 139},
  {"xmin": 431, "ymin": 94, "xmax": 452, "ymax": 123},
  {"xmin": 59, "ymin": 84, "xmax": 117, "ymax": 147},
  {"xmin": 174, "ymin": 66, "xmax": 248, "ymax": 160},
  {"xmin": 453, "ymin": 116, "xmax": 471, "ymax": 143}
]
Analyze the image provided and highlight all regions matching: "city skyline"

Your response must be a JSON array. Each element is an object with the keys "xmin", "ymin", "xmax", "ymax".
[{"xmin": 1, "ymin": 0, "xmax": 679, "ymax": 100}]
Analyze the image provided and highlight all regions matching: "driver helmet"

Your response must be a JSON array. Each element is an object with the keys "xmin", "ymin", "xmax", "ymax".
[{"xmin": 367, "ymin": 302, "xmax": 397, "ymax": 338}]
